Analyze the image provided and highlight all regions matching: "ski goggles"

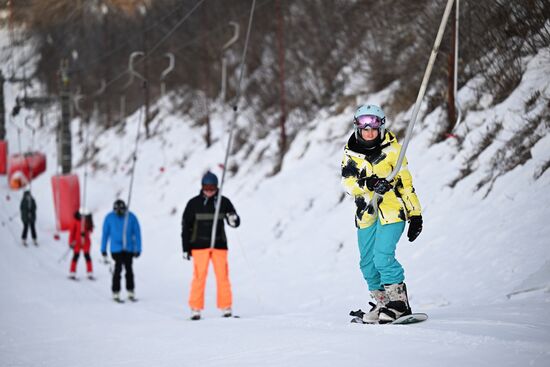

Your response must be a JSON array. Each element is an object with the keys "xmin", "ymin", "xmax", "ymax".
[
  {"xmin": 354, "ymin": 115, "xmax": 384, "ymax": 129},
  {"xmin": 202, "ymin": 184, "xmax": 218, "ymax": 192}
]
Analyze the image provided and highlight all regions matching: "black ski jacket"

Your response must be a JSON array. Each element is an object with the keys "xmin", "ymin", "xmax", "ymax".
[
  {"xmin": 181, "ymin": 191, "xmax": 240, "ymax": 253},
  {"xmin": 20, "ymin": 192, "xmax": 37, "ymax": 223}
]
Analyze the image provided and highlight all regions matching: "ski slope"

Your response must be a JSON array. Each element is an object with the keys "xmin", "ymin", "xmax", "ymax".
[{"xmin": 1, "ymin": 46, "xmax": 550, "ymax": 367}]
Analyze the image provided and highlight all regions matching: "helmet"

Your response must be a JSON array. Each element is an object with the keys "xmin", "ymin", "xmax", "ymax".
[
  {"xmin": 113, "ymin": 199, "xmax": 127, "ymax": 216},
  {"xmin": 201, "ymin": 171, "xmax": 218, "ymax": 186},
  {"xmin": 353, "ymin": 104, "xmax": 386, "ymax": 149}
]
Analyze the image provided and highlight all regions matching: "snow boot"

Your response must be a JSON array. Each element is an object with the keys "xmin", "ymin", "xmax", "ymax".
[
  {"xmin": 362, "ymin": 289, "xmax": 388, "ymax": 323},
  {"xmin": 32, "ymin": 239, "xmax": 38, "ymax": 246},
  {"xmin": 113, "ymin": 292, "xmax": 123, "ymax": 303},
  {"xmin": 378, "ymin": 283, "xmax": 412, "ymax": 324},
  {"xmin": 191, "ymin": 309, "xmax": 201, "ymax": 321},
  {"xmin": 22, "ymin": 239, "xmax": 28, "ymax": 247},
  {"xmin": 68, "ymin": 272, "xmax": 77, "ymax": 280},
  {"xmin": 221, "ymin": 308, "xmax": 232, "ymax": 318},
  {"xmin": 127, "ymin": 291, "xmax": 136, "ymax": 301}
]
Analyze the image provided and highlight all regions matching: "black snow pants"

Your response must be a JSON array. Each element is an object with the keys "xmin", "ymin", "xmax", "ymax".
[
  {"xmin": 21, "ymin": 220, "xmax": 37, "ymax": 240},
  {"xmin": 111, "ymin": 251, "xmax": 134, "ymax": 293}
]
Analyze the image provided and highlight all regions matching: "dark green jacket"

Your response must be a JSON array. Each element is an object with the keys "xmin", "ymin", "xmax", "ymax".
[{"xmin": 20, "ymin": 192, "xmax": 36, "ymax": 223}]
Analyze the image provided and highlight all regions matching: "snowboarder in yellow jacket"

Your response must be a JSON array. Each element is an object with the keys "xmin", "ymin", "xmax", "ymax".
[{"xmin": 341, "ymin": 104, "xmax": 423, "ymax": 324}]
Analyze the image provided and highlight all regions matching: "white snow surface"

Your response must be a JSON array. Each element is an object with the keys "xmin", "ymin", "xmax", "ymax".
[{"xmin": 1, "ymin": 37, "xmax": 550, "ymax": 366}]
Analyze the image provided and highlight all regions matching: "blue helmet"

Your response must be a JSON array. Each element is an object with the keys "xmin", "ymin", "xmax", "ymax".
[
  {"xmin": 201, "ymin": 171, "xmax": 218, "ymax": 186},
  {"xmin": 353, "ymin": 104, "xmax": 386, "ymax": 148}
]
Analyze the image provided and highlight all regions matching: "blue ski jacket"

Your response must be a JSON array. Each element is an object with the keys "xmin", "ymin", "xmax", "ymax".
[{"xmin": 101, "ymin": 211, "xmax": 142, "ymax": 255}]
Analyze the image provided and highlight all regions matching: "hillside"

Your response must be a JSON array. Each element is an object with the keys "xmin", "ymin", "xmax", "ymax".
[{"xmin": 1, "ymin": 24, "xmax": 550, "ymax": 366}]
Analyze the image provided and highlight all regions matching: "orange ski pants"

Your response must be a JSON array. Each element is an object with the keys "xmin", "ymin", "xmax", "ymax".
[{"xmin": 189, "ymin": 248, "xmax": 232, "ymax": 310}]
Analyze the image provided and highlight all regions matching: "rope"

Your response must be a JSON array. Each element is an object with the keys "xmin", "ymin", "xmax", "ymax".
[
  {"xmin": 367, "ymin": 0, "xmax": 455, "ymax": 215},
  {"xmin": 210, "ymin": 0, "xmax": 257, "ymax": 249},
  {"xmin": 67, "ymin": 0, "xmax": 194, "ymax": 76},
  {"xmin": 101, "ymin": 0, "xmax": 207, "ymax": 93}
]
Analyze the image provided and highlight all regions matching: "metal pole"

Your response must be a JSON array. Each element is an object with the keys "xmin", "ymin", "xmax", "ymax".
[
  {"xmin": 210, "ymin": 0, "xmax": 256, "ymax": 249},
  {"xmin": 160, "ymin": 53, "xmax": 175, "ymax": 97},
  {"xmin": 220, "ymin": 22, "xmax": 240, "ymax": 102},
  {"xmin": 0, "ymin": 70, "xmax": 5, "ymax": 140},
  {"xmin": 368, "ymin": 0, "xmax": 455, "ymax": 215},
  {"xmin": 59, "ymin": 60, "xmax": 72, "ymax": 174},
  {"xmin": 451, "ymin": 0, "xmax": 463, "ymax": 133}
]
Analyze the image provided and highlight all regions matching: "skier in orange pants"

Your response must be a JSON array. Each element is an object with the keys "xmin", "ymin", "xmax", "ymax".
[{"xmin": 181, "ymin": 171, "xmax": 240, "ymax": 320}]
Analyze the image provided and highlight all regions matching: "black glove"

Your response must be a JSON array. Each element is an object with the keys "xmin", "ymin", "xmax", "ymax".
[
  {"xmin": 183, "ymin": 252, "xmax": 191, "ymax": 261},
  {"xmin": 133, "ymin": 252, "xmax": 140, "ymax": 258},
  {"xmin": 366, "ymin": 176, "xmax": 393, "ymax": 195},
  {"xmin": 101, "ymin": 252, "xmax": 107, "ymax": 257},
  {"xmin": 407, "ymin": 215, "xmax": 423, "ymax": 242}
]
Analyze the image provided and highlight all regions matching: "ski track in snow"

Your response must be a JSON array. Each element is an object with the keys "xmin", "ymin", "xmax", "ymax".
[{"xmin": 1, "ymin": 32, "xmax": 550, "ymax": 366}]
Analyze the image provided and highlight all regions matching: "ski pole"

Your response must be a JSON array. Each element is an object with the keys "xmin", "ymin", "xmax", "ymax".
[
  {"xmin": 101, "ymin": 255, "xmax": 113, "ymax": 274},
  {"xmin": 57, "ymin": 247, "xmax": 72, "ymax": 263}
]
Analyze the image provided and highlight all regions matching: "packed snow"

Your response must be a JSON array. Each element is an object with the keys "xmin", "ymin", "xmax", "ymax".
[{"xmin": 1, "ymin": 38, "xmax": 550, "ymax": 367}]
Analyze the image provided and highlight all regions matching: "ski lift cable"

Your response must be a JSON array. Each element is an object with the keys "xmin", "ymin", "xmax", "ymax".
[
  {"xmin": 171, "ymin": 0, "xmax": 272, "ymax": 56},
  {"xmin": 367, "ymin": 0, "xmax": 455, "ymax": 215},
  {"xmin": 101, "ymin": 0, "xmax": 206, "ymax": 93},
  {"xmin": 210, "ymin": 0, "xmax": 257, "ymax": 249},
  {"xmin": 67, "ymin": 0, "xmax": 194, "ymax": 76}
]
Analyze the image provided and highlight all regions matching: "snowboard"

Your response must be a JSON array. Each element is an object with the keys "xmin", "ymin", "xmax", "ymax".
[{"xmin": 349, "ymin": 309, "xmax": 428, "ymax": 325}]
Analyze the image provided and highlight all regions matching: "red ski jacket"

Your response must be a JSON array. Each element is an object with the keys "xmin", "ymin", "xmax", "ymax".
[{"xmin": 69, "ymin": 218, "xmax": 93, "ymax": 252}]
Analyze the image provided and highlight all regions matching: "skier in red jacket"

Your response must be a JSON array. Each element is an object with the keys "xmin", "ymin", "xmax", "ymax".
[{"xmin": 69, "ymin": 210, "xmax": 95, "ymax": 280}]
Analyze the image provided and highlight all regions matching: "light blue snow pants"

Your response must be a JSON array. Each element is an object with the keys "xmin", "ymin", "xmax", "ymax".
[{"xmin": 357, "ymin": 220, "xmax": 406, "ymax": 291}]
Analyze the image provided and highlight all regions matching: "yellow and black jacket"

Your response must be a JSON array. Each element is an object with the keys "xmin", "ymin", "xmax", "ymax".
[{"xmin": 341, "ymin": 131, "xmax": 421, "ymax": 229}]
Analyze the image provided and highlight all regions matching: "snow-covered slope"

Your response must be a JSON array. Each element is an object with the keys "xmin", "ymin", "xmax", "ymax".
[{"xmin": 1, "ymin": 41, "xmax": 549, "ymax": 367}]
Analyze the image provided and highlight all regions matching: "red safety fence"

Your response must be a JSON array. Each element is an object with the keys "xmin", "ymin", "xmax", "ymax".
[
  {"xmin": 8, "ymin": 152, "xmax": 47, "ymax": 189},
  {"xmin": 51, "ymin": 174, "xmax": 80, "ymax": 231},
  {"xmin": 0, "ymin": 140, "xmax": 7, "ymax": 174}
]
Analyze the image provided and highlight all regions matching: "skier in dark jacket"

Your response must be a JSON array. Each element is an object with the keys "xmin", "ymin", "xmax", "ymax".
[
  {"xmin": 181, "ymin": 171, "xmax": 240, "ymax": 320},
  {"xmin": 20, "ymin": 190, "xmax": 37, "ymax": 246}
]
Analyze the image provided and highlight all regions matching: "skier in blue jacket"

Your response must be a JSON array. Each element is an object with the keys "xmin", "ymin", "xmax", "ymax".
[{"xmin": 101, "ymin": 199, "xmax": 142, "ymax": 302}]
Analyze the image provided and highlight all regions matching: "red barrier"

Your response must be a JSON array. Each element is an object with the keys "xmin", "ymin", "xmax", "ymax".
[
  {"xmin": 0, "ymin": 140, "xmax": 7, "ymax": 174},
  {"xmin": 8, "ymin": 152, "xmax": 47, "ymax": 189},
  {"xmin": 51, "ymin": 174, "xmax": 80, "ymax": 231}
]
